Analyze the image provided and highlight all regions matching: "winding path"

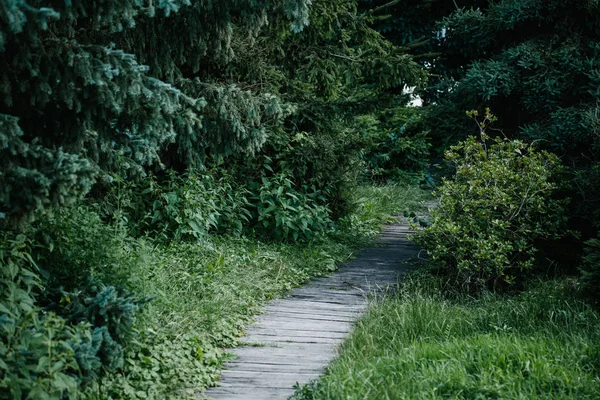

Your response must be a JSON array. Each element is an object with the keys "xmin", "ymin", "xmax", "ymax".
[{"xmin": 202, "ymin": 218, "xmax": 417, "ymax": 400}]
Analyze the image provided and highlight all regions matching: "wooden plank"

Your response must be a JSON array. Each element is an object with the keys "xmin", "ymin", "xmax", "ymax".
[
  {"xmin": 261, "ymin": 307, "xmax": 361, "ymax": 319},
  {"xmin": 202, "ymin": 388, "xmax": 296, "ymax": 400},
  {"xmin": 252, "ymin": 316, "xmax": 354, "ymax": 326},
  {"xmin": 244, "ymin": 334, "xmax": 344, "ymax": 345},
  {"xmin": 287, "ymin": 294, "xmax": 364, "ymax": 305},
  {"xmin": 226, "ymin": 352, "xmax": 336, "ymax": 363},
  {"xmin": 268, "ymin": 298, "xmax": 365, "ymax": 310},
  {"xmin": 221, "ymin": 370, "xmax": 321, "ymax": 379},
  {"xmin": 214, "ymin": 378, "xmax": 317, "ymax": 389},
  {"xmin": 249, "ymin": 327, "xmax": 350, "ymax": 337},
  {"xmin": 224, "ymin": 362, "xmax": 325, "ymax": 373},
  {"xmin": 224, "ymin": 355, "xmax": 337, "ymax": 367},
  {"xmin": 253, "ymin": 312, "xmax": 356, "ymax": 323},
  {"xmin": 250, "ymin": 322, "xmax": 352, "ymax": 333},
  {"xmin": 255, "ymin": 310, "xmax": 356, "ymax": 323},
  {"xmin": 289, "ymin": 290, "xmax": 365, "ymax": 299},
  {"xmin": 231, "ymin": 343, "xmax": 337, "ymax": 355}
]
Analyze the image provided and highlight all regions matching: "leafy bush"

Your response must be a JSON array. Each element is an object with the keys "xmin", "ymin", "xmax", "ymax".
[
  {"xmin": 97, "ymin": 171, "xmax": 252, "ymax": 241},
  {"xmin": 0, "ymin": 209, "xmax": 148, "ymax": 399},
  {"xmin": 143, "ymin": 171, "xmax": 252, "ymax": 240},
  {"xmin": 0, "ymin": 311, "xmax": 87, "ymax": 400},
  {"xmin": 248, "ymin": 172, "xmax": 332, "ymax": 242},
  {"xmin": 414, "ymin": 116, "xmax": 568, "ymax": 290},
  {"xmin": 31, "ymin": 207, "xmax": 143, "ymax": 291},
  {"xmin": 0, "ymin": 234, "xmax": 79, "ymax": 399},
  {"xmin": 103, "ymin": 167, "xmax": 333, "ymax": 243},
  {"xmin": 0, "ymin": 233, "xmax": 84, "ymax": 399}
]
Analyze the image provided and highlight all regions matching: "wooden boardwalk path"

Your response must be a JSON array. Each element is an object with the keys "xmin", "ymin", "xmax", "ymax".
[{"xmin": 201, "ymin": 218, "xmax": 417, "ymax": 400}]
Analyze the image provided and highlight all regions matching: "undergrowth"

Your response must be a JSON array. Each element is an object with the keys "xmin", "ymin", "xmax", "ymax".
[
  {"xmin": 0, "ymin": 183, "xmax": 429, "ymax": 399},
  {"xmin": 291, "ymin": 275, "xmax": 600, "ymax": 400},
  {"xmin": 92, "ymin": 236, "xmax": 350, "ymax": 399},
  {"xmin": 95, "ymin": 183, "xmax": 429, "ymax": 399}
]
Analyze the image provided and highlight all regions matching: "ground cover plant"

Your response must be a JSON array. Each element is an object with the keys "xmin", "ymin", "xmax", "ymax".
[{"xmin": 291, "ymin": 276, "xmax": 600, "ymax": 400}]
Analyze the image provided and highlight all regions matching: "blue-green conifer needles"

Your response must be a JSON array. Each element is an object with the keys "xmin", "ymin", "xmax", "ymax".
[{"xmin": 0, "ymin": 0, "xmax": 313, "ymax": 221}]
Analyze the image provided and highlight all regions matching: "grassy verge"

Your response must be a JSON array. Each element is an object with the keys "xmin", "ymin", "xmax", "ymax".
[
  {"xmin": 291, "ymin": 276, "xmax": 600, "ymax": 400},
  {"xmin": 86, "ymin": 183, "xmax": 430, "ymax": 399}
]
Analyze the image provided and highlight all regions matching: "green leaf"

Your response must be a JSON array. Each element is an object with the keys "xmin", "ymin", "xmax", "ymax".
[{"xmin": 52, "ymin": 372, "xmax": 78, "ymax": 390}]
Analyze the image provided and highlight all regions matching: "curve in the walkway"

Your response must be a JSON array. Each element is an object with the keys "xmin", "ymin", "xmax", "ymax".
[{"xmin": 201, "ymin": 218, "xmax": 417, "ymax": 400}]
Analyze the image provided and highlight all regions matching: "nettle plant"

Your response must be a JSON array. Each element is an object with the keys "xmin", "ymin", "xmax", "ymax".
[
  {"xmin": 414, "ymin": 110, "xmax": 568, "ymax": 290},
  {"xmin": 250, "ymin": 172, "xmax": 333, "ymax": 242}
]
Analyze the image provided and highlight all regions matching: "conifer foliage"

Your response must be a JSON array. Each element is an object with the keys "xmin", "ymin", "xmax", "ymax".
[{"xmin": 0, "ymin": 0, "xmax": 312, "ymax": 222}]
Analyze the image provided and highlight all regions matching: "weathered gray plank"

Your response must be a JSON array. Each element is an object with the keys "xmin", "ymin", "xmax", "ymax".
[
  {"xmin": 200, "ymin": 217, "xmax": 416, "ymax": 400},
  {"xmin": 255, "ymin": 312, "xmax": 356, "ymax": 323},
  {"xmin": 266, "ymin": 298, "xmax": 365, "ymax": 310},
  {"xmin": 203, "ymin": 388, "xmax": 296, "ymax": 400},
  {"xmin": 224, "ymin": 362, "xmax": 326, "ymax": 373},
  {"xmin": 250, "ymin": 328, "xmax": 349, "ymax": 338},
  {"xmin": 262, "ymin": 304, "xmax": 361, "ymax": 315},
  {"xmin": 243, "ymin": 334, "xmax": 344, "ymax": 345}
]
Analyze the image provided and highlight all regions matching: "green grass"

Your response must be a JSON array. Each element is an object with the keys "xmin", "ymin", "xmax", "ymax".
[
  {"xmin": 335, "ymin": 183, "xmax": 431, "ymax": 242},
  {"xmin": 291, "ymin": 277, "xmax": 600, "ymax": 400},
  {"xmin": 86, "ymin": 183, "xmax": 430, "ymax": 399}
]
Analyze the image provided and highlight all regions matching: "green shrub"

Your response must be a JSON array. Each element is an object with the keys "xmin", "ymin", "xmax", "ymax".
[
  {"xmin": 109, "ymin": 168, "xmax": 332, "ymax": 243},
  {"xmin": 0, "ymin": 311, "xmax": 87, "ymax": 400},
  {"xmin": 414, "ymin": 119, "xmax": 568, "ymax": 290},
  {"xmin": 248, "ymin": 172, "xmax": 332, "ymax": 242},
  {"xmin": 32, "ymin": 207, "xmax": 143, "ymax": 291},
  {"xmin": 0, "ymin": 209, "xmax": 148, "ymax": 398},
  {"xmin": 129, "ymin": 171, "xmax": 252, "ymax": 241},
  {"xmin": 0, "ymin": 233, "xmax": 83, "ymax": 399}
]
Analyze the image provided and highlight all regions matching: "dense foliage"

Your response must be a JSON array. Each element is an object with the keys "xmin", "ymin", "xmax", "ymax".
[
  {"xmin": 360, "ymin": 0, "xmax": 600, "ymax": 296},
  {"xmin": 4, "ymin": 0, "xmax": 600, "ymax": 397},
  {"xmin": 356, "ymin": 106, "xmax": 429, "ymax": 183},
  {"xmin": 1, "ymin": 0, "xmax": 310, "ymax": 221},
  {"xmin": 0, "ymin": 0, "xmax": 424, "ymax": 224},
  {"xmin": 446, "ymin": 1, "xmax": 598, "ymax": 233},
  {"xmin": 0, "ymin": 0, "xmax": 429, "ymax": 398},
  {"xmin": 363, "ymin": 0, "xmax": 600, "ymax": 236}
]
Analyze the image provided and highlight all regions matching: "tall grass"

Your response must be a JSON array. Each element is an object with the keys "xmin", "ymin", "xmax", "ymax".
[
  {"xmin": 89, "ymin": 183, "xmax": 430, "ymax": 399},
  {"xmin": 292, "ymin": 277, "xmax": 600, "ymax": 399}
]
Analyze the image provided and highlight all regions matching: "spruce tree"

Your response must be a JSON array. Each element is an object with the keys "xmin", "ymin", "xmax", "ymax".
[{"xmin": 0, "ymin": 0, "xmax": 312, "ymax": 222}]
